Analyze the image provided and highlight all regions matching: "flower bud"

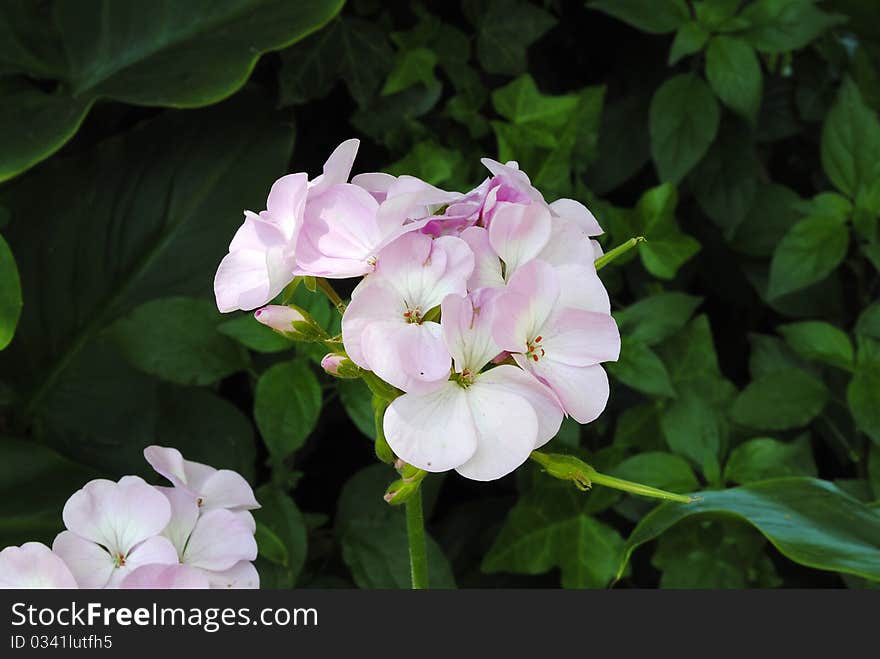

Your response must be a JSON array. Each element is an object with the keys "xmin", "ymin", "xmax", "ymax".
[
  {"xmin": 320, "ymin": 353, "xmax": 361, "ymax": 379},
  {"xmin": 254, "ymin": 304, "xmax": 328, "ymax": 342},
  {"xmin": 383, "ymin": 468, "xmax": 427, "ymax": 506}
]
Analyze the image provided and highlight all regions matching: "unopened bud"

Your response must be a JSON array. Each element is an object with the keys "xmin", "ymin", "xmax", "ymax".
[
  {"xmin": 320, "ymin": 353, "xmax": 361, "ymax": 378},
  {"xmin": 383, "ymin": 468, "xmax": 427, "ymax": 506},
  {"xmin": 254, "ymin": 304, "xmax": 328, "ymax": 342}
]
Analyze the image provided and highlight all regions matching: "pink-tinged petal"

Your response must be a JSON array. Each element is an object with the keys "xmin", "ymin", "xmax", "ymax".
[
  {"xmin": 555, "ymin": 263, "xmax": 611, "ymax": 314},
  {"xmin": 144, "ymin": 445, "xmax": 215, "ymax": 494},
  {"xmin": 309, "ymin": 139, "xmax": 360, "ymax": 196},
  {"xmin": 106, "ymin": 536, "xmax": 180, "ymax": 589},
  {"xmin": 296, "ymin": 183, "xmax": 382, "ymax": 278},
  {"xmin": 254, "ymin": 305, "xmax": 305, "ymax": 332},
  {"xmin": 182, "ymin": 509, "xmax": 258, "ymax": 572},
  {"xmin": 492, "ymin": 260, "xmax": 560, "ymax": 352},
  {"xmin": 214, "ymin": 249, "xmax": 274, "ymax": 314},
  {"xmin": 158, "ymin": 487, "xmax": 199, "ymax": 557},
  {"xmin": 591, "ymin": 239, "xmax": 604, "ymax": 259},
  {"xmin": 461, "ymin": 226, "xmax": 504, "ymax": 290},
  {"xmin": 265, "ymin": 173, "xmax": 309, "ymax": 240},
  {"xmin": 520, "ymin": 357, "xmax": 611, "ymax": 424},
  {"xmin": 351, "ymin": 171, "xmax": 396, "ymax": 203},
  {"xmin": 228, "ymin": 212, "xmax": 287, "ymax": 253},
  {"xmin": 62, "ymin": 476, "xmax": 171, "ymax": 556},
  {"xmin": 200, "ymin": 471, "xmax": 260, "ymax": 512},
  {"xmin": 538, "ymin": 216, "xmax": 596, "ymax": 267},
  {"xmin": 361, "ymin": 321, "xmax": 450, "ymax": 394},
  {"xmin": 488, "ymin": 202, "xmax": 551, "ymax": 274},
  {"xmin": 476, "ymin": 365, "xmax": 563, "ymax": 448},
  {"xmin": 455, "ymin": 382, "xmax": 539, "ymax": 481},
  {"xmin": 341, "ymin": 282, "xmax": 404, "ymax": 367},
  {"xmin": 480, "ymin": 159, "xmax": 542, "ymax": 201},
  {"xmin": 52, "ymin": 531, "xmax": 114, "ymax": 589},
  {"xmin": 0, "ymin": 542, "xmax": 78, "ymax": 589},
  {"xmin": 542, "ymin": 308, "xmax": 621, "ymax": 366},
  {"xmin": 384, "ymin": 382, "xmax": 478, "ymax": 472},
  {"xmin": 202, "ymin": 561, "xmax": 259, "ymax": 589},
  {"xmin": 549, "ymin": 198, "xmax": 603, "ymax": 236},
  {"xmin": 441, "ymin": 290, "xmax": 502, "ymax": 374},
  {"xmin": 121, "ymin": 564, "xmax": 210, "ymax": 589}
]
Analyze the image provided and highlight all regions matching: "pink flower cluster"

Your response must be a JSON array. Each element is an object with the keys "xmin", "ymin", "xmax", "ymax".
[
  {"xmin": 216, "ymin": 140, "xmax": 620, "ymax": 482},
  {"xmin": 0, "ymin": 447, "xmax": 259, "ymax": 589}
]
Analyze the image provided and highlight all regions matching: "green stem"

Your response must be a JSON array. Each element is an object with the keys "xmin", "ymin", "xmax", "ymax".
[
  {"xmin": 594, "ymin": 236, "xmax": 645, "ymax": 271},
  {"xmin": 316, "ymin": 278, "xmax": 347, "ymax": 314},
  {"xmin": 405, "ymin": 488, "xmax": 429, "ymax": 589}
]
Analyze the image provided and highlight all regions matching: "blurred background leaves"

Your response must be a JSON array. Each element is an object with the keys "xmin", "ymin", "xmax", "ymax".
[{"xmin": 1, "ymin": 0, "xmax": 879, "ymax": 589}]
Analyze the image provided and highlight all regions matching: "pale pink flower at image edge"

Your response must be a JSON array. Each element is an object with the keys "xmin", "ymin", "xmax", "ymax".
[{"xmin": 0, "ymin": 542, "xmax": 78, "ymax": 588}]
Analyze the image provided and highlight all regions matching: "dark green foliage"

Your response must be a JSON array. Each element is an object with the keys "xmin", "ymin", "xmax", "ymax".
[{"xmin": 1, "ymin": 0, "xmax": 879, "ymax": 590}]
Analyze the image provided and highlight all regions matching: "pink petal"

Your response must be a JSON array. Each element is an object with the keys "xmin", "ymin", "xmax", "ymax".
[
  {"xmin": 542, "ymin": 308, "xmax": 621, "ymax": 366},
  {"xmin": 441, "ymin": 290, "xmax": 502, "ymax": 374},
  {"xmin": 0, "ymin": 542, "xmax": 78, "ymax": 589},
  {"xmin": 460, "ymin": 226, "xmax": 504, "ymax": 290},
  {"xmin": 228, "ymin": 211, "xmax": 287, "ymax": 253},
  {"xmin": 182, "ymin": 509, "xmax": 258, "ymax": 572},
  {"xmin": 202, "ymin": 561, "xmax": 260, "ymax": 589},
  {"xmin": 455, "ymin": 381, "xmax": 539, "ymax": 481},
  {"xmin": 106, "ymin": 536, "xmax": 180, "ymax": 588},
  {"xmin": 52, "ymin": 531, "xmax": 114, "ymax": 589},
  {"xmin": 62, "ymin": 476, "xmax": 171, "ymax": 556},
  {"xmin": 360, "ymin": 321, "xmax": 451, "ymax": 394},
  {"xmin": 488, "ymin": 202, "xmax": 551, "ymax": 274},
  {"xmin": 200, "ymin": 471, "xmax": 260, "ymax": 512},
  {"xmin": 145, "ymin": 445, "xmax": 214, "ymax": 493},
  {"xmin": 341, "ymin": 281, "xmax": 404, "ymax": 368},
  {"xmin": 384, "ymin": 382, "xmax": 478, "ymax": 472},
  {"xmin": 555, "ymin": 263, "xmax": 611, "ymax": 314},
  {"xmin": 121, "ymin": 564, "xmax": 210, "ymax": 589},
  {"xmin": 309, "ymin": 138, "xmax": 360, "ymax": 196},
  {"xmin": 492, "ymin": 260, "xmax": 560, "ymax": 353},
  {"xmin": 265, "ymin": 173, "xmax": 309, "ymax": 240},
  {"xmin": 476, "ymin": 365, "xmax": 563, "ymax": 448},
  {"xmin": 549, "ymin": 198, "xmax": 603, "ymax": 236},
  {"xmin": 520, "ymin": 357, "xmax": 611, "ymax": 424},
  {"xmin": 351, "ymin": 171, "xmax": 395, "ymax": 202},
  {"xmin": 158, "ymin": 486, "xmax": 199, "ymax": 557},
  {"xmin": 537, "ymin": 215, "xmax": 596, "ymax": 267}
]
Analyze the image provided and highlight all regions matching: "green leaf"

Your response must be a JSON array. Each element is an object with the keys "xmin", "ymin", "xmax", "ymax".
[
  {"xmin": 778, "ymin": 320, "xmax": 854, "ymax": 370},
  {"xmin": 482, "ymin": 481, "xmax": 624, "ymax": 588},
  {"xmin": 254, "ymin": 359, "xmax": 322, "ymax": 461},
  {"xmin": 821, "ymin": 77, "xmax": 880, "ymax": 201},
  {"xmin": 108, "ymin": 297, "xmax": 249, "ymax": 386},
  {"xmin": 338, "ymin": 379, "xmax": 375, "ymax": 439},
  {"xmin": 0, "ymin": 0, "xmax": 342, "ymax": 181},
  {"xmin": 492, "ymin": 75, "xmax": 580, "ymax": 127},
  {"xmin": 650, "ymin": 74, "xmax": 721, "ymax": 183},
  {"xmin": 740, "ymin": 0, "xmax": 846, "ymax": 54},
  {"xmin": 705, "ymin": 36, "xmax": 763, "ymax": 123},
  {"xmin": 767, "ymin": 214, "xmax": 849, "ymax": 299},
  {"xmin": 218, "ymin": 314, "xmax": 293, "ymax": 354},
  {"xmin": 255, "ymin": 521, "xmax": 289, "ymax": 567},
  {"xmin": 668, "ymin": 22, "xmax": 710, "ymax": 65},
  {"xmin": 731, "ymin": 367, "xmax": 829, "ymax": 430},
  {"xmin": 278, "ymin": 16, "xmax": 393, "ymax": 108},
  {"xmin": 0, "ymin": 436, "xmax": 99, "ymax": 546},
  {"xmin": 584, "ymin": 91, "xmax": 651, "ymax": 195},
  {"xmin": 472, "ymin": 0, "xmax": 556, "ymax": 75},
  {"xmin": 588, "ymin": 0, "xmax": 689, "ymax": 34},
  {"xmin": 0, "ymin": 233, "xmax": 22, "ymax": 351},
  {"xmin": 724, "ymin": 435, "xmax": 818, "ymax": 484},
  {"xmin": 848, "ymin": 359, "xmax": 880, "ymax": 445},
  {"xmin": 660, "ymin": 390, "xmax": 724, "ymax": 482},
  {"xmin": 0, "ymin": 91, "xmax": 294, "ymax": 417},
  {"xmin": 607, "ymin": 339, "xmax": 676, "ymax": 397},
  {"xmin": 633, "ymin": 183, "xmax": 701, "ymax": 278},
  {"xmin": 618, "ymin": 478, "xmax": 880, "ymax": 582},
  {"xmin": 382, "ymin": 47, "xmax": 438, "ymax": 96},
  {"xmin": 731, "ymin": 183, "xmax": 803, "ymax": 257},
  {"xmin": 336, "ymin": 465, "xmax": 455, "ymax": 588},
  {"xmin": 614, "ymin": 292, "xmax": 702, "ymax": 346},
  {"xmin": 253, "ymin": 485, "xmax": 307, "ymax": 588},
  {"xmin": 386, "ymin": 141, "xmax": 466, "ymax": 188}
]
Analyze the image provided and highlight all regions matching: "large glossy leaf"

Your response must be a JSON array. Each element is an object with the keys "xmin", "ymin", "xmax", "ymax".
[
  {"xmin": 0, "ymin": 90, "xmax": 294, "ymax": 419},
  {"xmin": 254, "ymin": 359, "xmax": 322, "ymax": 462},
  {"xmin": 0, "ymin": 232, "xmax": 22, "ymax": 350},
  {"xmin": 0, "ymin": 0, "xmax": 342, "ymax": 181},
  {"xmin": 618, "ymin": 478, "xmax": 880, "ymax": 582}
]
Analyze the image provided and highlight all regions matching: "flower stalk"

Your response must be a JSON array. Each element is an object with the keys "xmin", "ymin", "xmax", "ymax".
[{"xmin": 594, "ymin": 236, "xmax": 646, "ymax": 270}]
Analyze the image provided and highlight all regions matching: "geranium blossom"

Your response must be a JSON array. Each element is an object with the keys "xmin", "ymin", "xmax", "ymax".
[
  {"xmin": 120, "ymin": 564, "xmax": 210, "ymax": 589},
  {"xmin": 341, "ymin": 232, "xmax": 474, "ymax": 393},
  {"xmin": 0, "ymin": 542, "xmax": 78, "ymax": 588},
  {"xmin": 384, "ymin": 289, "xmax": 563, "ymax": 480},
  {"xmin": 214, "ymin": 139, "xmax": 360, "ymax": 312},
  {"xmin": 52, "ymin": 476, "xmax": 178, "ymax": 589}
]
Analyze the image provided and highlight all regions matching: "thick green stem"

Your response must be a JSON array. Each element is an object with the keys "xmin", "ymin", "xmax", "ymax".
[
  {"xmin": 594, "ymin": 236, "xmax": 645, "ymax": 270},
  {"xmin": 405, "ymin": 488, "xmax": 429, "ymax": 589},
  {"xmin": 316, "ymin": 277, "xmax": 347, "ymax": 314}
]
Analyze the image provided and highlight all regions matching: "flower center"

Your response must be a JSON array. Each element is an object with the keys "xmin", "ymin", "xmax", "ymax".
[
  {"xmin": 525, "ymin": 335, "xmax": 545, "ymax": 362},
  {"xmin": 197, "ymin": 496, "xmax": 204, "ymax": 507},
  {"xmin": 403, "ymin": 306, "xmax": 424, "ymax": 324},
  {"xmin": 452, "ymin": 369, "xmax": 476, "ymax": 389},
  {"xmin": 366, "ymin": 255, "xmax": 378, "ymax": 270},
  {"xmin": 114, "ymin": 552, "xmax": 126, "ymax": 568}
]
